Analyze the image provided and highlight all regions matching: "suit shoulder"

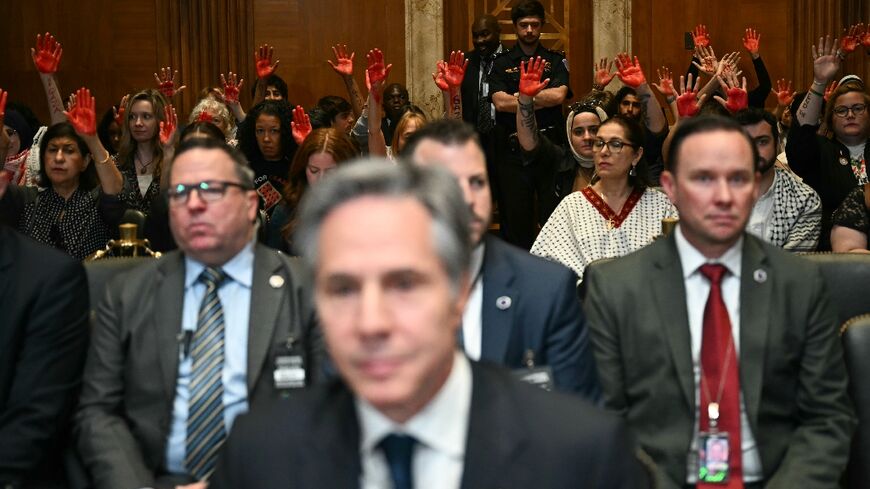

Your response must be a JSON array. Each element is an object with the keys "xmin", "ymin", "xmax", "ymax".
[
  {"xmin": 489, "ymin": 236, "xmax": 576, "ymax": 280},
  {"xmin": 4, "ymin": 226, "xmax": 79, "ymax": 270}
]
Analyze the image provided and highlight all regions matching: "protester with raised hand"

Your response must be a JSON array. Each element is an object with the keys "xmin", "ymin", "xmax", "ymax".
[{"xmin": 787, "ymin": 34, "xmax": 869, "ymax": 250}]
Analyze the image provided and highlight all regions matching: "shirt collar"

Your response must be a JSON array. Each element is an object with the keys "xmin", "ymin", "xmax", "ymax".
[
  {"xmin": 469, "ymin": 242, "xmax": 485, "ymax": 283},
  {"xmin": 674, "ymin": 225, "xmax": 743, "ymax": 280},
  {"xmin": 184, "ymin": 239, "xmax": 255, "ymax": 289},
  {"xmin": 356, "ymin": 352, "xmax": 472, "ymax": 459}
]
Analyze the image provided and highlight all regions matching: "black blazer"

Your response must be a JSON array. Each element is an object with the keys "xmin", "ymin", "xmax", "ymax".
[
  {"xmin": 211, "ymin": 362, "xmax": 648, "ymax": 488},
  {"xmin": 479, "ymin": 235, "xmax": 600, "ymax": 400},
  {"xmin": 0, "ymin": 226, "xmax": 90, "ymax": 487}
]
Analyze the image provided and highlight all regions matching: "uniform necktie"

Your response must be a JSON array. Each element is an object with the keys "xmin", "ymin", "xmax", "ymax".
[
  {"xmin": 698, "ymin": 264, "xmax": 743, "ymax": 489},
  {"xmin": 185, "ymin": 266, "xmax": 228, "ymax": 480},
  {"xmin": 379, "ymin": 433, "xmax": 417, "ymax": 489},
  {"xmin": 476, "ymin": 58, "xmax": 494, "ymax": 133}
]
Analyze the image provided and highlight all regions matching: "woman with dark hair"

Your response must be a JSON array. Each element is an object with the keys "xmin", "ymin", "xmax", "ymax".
[
  {"xmin": 531, "ymin": 115, "xmax": 677, "ymax": 278},
  {"xmin": 97, "ymin": 106, "xmax": 122, "ymax": 156},
  {"xmin": 237, "ymin": 100, "xmax": 297, "ymax": 215},
  {"xmin": 114, "ymin": 88, "xmax": 176, "ymax": 215},
  {"xmin": 311, "ymin": 95, "xmax": 355, "ymax": 133},
  {"xmin": 0, "ymin": 122, "xmax": 125, "ymax": 259},
  {"xmin": 264, "ymin": 127, "xmax": 359, "ymax": 251}
]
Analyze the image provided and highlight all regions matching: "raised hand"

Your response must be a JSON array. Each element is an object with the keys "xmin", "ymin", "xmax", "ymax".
[
  {"xmin": 327, "ymin": 44, "xmax": 355, "ymax": 77},
  {"xmin": 113, "ymin": 94, "xmax": 129, "ymax": 127},
  {"xmin": 196, "ymin": 111, "xmax": 215, "ymax": 123},
  {"xmin": 64, "ymin": 88, "xmax": 97, "ymax": 136},
  {"xmin": 693, "ymin": 45, "xmax": 718, "ymax": 76},
  {"xmin": 840, "ymin": 25, "xmax": 860, "ymax": 55},
  {"xmin": 859, "ymin": 24, "xmax": 870, "ymax": 48},
  {"xmin": 154, "ymin": 67, "xmax": 187, "ymax": 99},
  {"xmin": 742, "ymin": 28, "xmax": 761, "ymax": 57},
  {"xmin": 812, "ymin": 35, "xmax": 841, "ymax": 83},
  {"xmin": 593, "ymin": 57, "xmax": 615, "ymax": 88},
  {"xmin": 615, "ymin": 53, "xmax": 646, "ymax": 88},
  {"xmin": 519, "ymin": 56, "xmax": 550, "ymax": 98},
  {"xmin": 0, "ymin": 89, "xmax": 9, "ymax": 153},
  {"xmin": 824, "ymin": 80, "xmax": 839, "ymax": 102},
  {"xmin": 220, "ymin": 72, "xmax": 244, "ymax": 104},
  {"xmin": 718, "ymin": 51, "xmax": 742, "ymax": 77},
  {"xmin": 692, "ymin": 24, "xmax": 711, "ymax": 48},
  {"xmin": 255, "ymin": 44, "xmax": 280, "ymax": 79},
  {"xmin": 772, "ymin": 79, "xmax": 795, "ymax": 107},
  {"xmin": 432, "ymin": 60, "xmax": 449, "ymax": 91},
  {"xmin": 290, "ymin": 105, "xmax": 312, "ymax": 145},
  {"xmin": 444, "ymin": 50, "xmax": 468, "ymax": 89},
  {"xmin": 714, "ymin": 73, "xmax": 749, "ymax": 113},
  {"xmin": 652, "ymin": 66, "xmax": 675, "ymax": 97},
  {"xmin": 31, "ymin": 32, "xmax": 63, "ymax": 74},
  {"xmin": 159, "ymin": 104, "xmax": 178, "ymax": 147},
  {"xmin": 676, "ymin": 74, "xmax": 705, "ymax": 118},
  {"xmin": 366, "ymin": 48, "xmax": 391, "ymax": 86}
]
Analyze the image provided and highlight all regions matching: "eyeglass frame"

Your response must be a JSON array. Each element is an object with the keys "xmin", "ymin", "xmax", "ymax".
[
  {"xmin": 166, "ymin": 180, "xmax": 252, "ymax": 205},
  {"xmin": 832, "ymin": 103, "xmax": 867, "ymax": 118},
  {"xmin": 591, "ymin": 138, "xmax": 639, "ymax": 153}
]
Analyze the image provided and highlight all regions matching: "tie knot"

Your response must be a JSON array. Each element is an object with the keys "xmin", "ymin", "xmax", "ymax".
[
  {"xmin": 379, "ymin": 433, "xmax": 417, "ymax": 458},
  {"xmin": 198, "ymin": 266, "xmax": 227, "ymax": 288},
  {"xmin": 699, "ymin": 263, "xmax": 728, "ymax": 285}
]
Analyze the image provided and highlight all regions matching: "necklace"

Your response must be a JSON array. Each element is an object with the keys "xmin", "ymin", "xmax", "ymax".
[{"xmin": 135, "ymin": 153, "xmax": 155, "ymax": 175}]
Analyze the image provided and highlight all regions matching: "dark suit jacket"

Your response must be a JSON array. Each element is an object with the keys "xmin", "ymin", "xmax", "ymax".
[
  {"xmin": 460, "ymin": 49, "xmax": 484, "ymax": 125},
  {"xmin": 479, "ymin": 235, "xmax": 600, "ymax": 401},
  {"xmin": 210, "ymin": 362, "xmax": 648, "ymax": 488},
  {"xmin": 74, "ymin": 244, "xmax": 321, "ymax": 489},
  {"xmin": 583, "ymin": 233, "xmax": 855, "ymax": 488},
  {"xmin": 0, "ymin": 226, "xmax": 90, "ymax": 488}
]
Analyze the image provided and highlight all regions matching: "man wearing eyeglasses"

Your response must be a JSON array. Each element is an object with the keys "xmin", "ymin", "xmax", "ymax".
[
  {"xmin": 787, "ymin": 37, "xmax": 869, "ymax": 250},
  {"xmin": 76, "ymin": 138, "xmax": 322, "ymax": 489}
]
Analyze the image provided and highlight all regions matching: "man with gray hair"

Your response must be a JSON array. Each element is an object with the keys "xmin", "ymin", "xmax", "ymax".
[
  {"xmin": 76, "ymin": 138, "xmax": 322, "ymax": 488},
  {"xmin": 211, "ymin": 158, "xmax": 648, "ymax": 488}
]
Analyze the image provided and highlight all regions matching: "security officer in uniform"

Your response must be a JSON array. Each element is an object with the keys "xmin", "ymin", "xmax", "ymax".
[{"xmin": 490, "ymin": 0, "xmax": 571, "ymax": 249}]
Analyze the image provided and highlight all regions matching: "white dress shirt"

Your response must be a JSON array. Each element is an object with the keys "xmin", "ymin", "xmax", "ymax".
[
  {"xmin": 357, "ymin": 352, "xmax": 472, "ymax": 489},
  {"xmin": 461, "ymin": 243, "xmax": 485, "ymax": 360},
  {"xmin": 674, "ymin": 227, "xmax": 763, "ymax": 483}
]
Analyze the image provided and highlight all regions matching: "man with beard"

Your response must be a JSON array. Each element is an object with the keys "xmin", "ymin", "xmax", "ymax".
[
  {"xmin": 489, "ymin": 0, "xmax": 572, "ymax": 249},
  {"xmin": 736, "ymin": 108, "xmax": 821, "ymax": 251},
  {"xmin": 403, "ymin": 119, "xmax": 601, "ymax": 400},
  {"xmin": 606, "ymin": 81, "xmax": 668, "ymax": 184}
]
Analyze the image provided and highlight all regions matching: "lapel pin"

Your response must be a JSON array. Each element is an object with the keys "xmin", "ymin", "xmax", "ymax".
[
  {"xmin": 753, "ymin": 269, "xmax": 767, "ymax": 283},
  {"xmin": 496, "ymin": 296, "xmax": 512, "ymax": 310},
  {"xmin": 269, "ymin": 275, "xmax": 285, "ymax": 288}
]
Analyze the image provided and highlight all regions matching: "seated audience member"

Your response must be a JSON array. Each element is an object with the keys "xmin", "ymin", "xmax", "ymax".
[
  {"xmin": 75, "ymin": 138, "xmax": 322, "ymax": 488},
  {"xmin": 4, "ymin": 109, "xmax": 38, "ymax": 185},
  {"xmin": 97, "ymin": 106, "xmax": 122, "ymax": 156},
  {"xmin": 736, "ymin": 108, "xmax": 821, "ymax": 251},
  {"xmin": 403, "ymin": 119, "xmax": 601, "ymax": 399},
  {"xmin": 310, "ymin": 95, "xmax": 356, "ymax": 134},
  {"xmin": 831, "ymin": 184, "xmax": 870, "ymax": 252},
  {"xmin": 265, "ymin": 127, "xmax": 360, "ymax": 252},
  {"xmin": 517, "ymin": 57, "xmax": 608, "ymax": 203},
  {"xmin": 350, "ymin": 79, "xmax": 412, "ymax": 155},
  {"xmin": 115, "ymin": 88, "xmax": 177, "ymax": 216},
  {"xmin": 787, "ymin": 35, "xmax": 868, "ymax": 250},
  {"xmin": 237, "ymin": 100, "xmax": 297, "ymax": 216},
  {"xmin": 531, "ymin": 115, "xmax": 677, "ymax": 279},
  {"xmin": 585, "ymin": 115, "xmax": 854, "ymax": 489},
  {"xmin": 0, "ymin": 114, "xmax": 89, "ymax": 489},
  {"xmin": 188, "ymin": 97, "xmax": 236, "ymax": 143},
  {"xmin": 0, "ymin": 90, "xmax": 126, "ymax": 259},
  {"xmin": 210, "ymin": 159, "xmax": 648, "ymax": 488}
]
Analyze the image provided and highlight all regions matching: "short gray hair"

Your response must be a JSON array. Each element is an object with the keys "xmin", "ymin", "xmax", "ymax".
[{"xmin": 295, "ymin": 158, "xmax": 471, "ymax": 294}]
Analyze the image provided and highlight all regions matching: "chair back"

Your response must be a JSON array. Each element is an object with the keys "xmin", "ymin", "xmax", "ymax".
[
  {"xmin": 841, "ymin": 314, "xmax": 870, "ymax": 488},
  {"xmin": 84, "ymin": 257, "xmax": 153, "ymax": 310},
  {"xmin": 801, "ymin": 253, "xmax": 870, "ymax": 327}
]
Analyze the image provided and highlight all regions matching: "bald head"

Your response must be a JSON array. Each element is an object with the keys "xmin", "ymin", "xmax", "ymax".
[{"xmin": 472, "ymin": 14, "xmax": 501, "ymax": 57}]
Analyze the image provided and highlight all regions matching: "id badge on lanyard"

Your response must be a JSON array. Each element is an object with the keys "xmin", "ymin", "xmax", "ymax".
[{"xmin": 698, "ymin": 402, "xmax": 731, "ymax": 484}]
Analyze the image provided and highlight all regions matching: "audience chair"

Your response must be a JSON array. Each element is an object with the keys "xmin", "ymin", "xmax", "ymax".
[
  {"xmin": 840, "ymin": 314, "xmax": 870, "ymax": 489},
  {"xmin": 121, "ymin": 208, "xmax": 147, "ymax": 238},
  {"xmin": 801, "ymin": 253, "xmax": 870, "ymax": 327}
]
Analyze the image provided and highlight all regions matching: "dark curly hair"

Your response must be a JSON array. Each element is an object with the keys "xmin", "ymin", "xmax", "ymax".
[
  {"xmin": 596, "ymin": 115, "xmax": 652, "ymax": 190},
  {"xmin": 237, "ymin": 100, "xmax": 297, "ymax": 163}
]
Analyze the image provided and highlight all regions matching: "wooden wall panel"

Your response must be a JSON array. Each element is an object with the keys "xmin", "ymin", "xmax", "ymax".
[
  {"xmin": 0, "ymin": 0, "xmax": 160, "ymax": 125},
  {"xmin": 252, "ymin": 0, "xmax": 406, "ymax": 110},
  {"xmin": 444, "ymin": 0, "xmax": 594, "ymax": 101}
]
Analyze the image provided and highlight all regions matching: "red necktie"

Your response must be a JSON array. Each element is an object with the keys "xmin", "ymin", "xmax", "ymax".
[{"xmin": 698, "ymin": 264, "xmax": 743, "ymax": 489}]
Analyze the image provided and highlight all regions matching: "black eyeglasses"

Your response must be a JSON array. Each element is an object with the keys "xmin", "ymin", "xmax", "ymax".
[
  {"xmin": 832, "ymin": 104, "xmax": 867, "ymax": 118},
  {"xmin": 167, "ymin": 180, "xmax": 250, "ymax": 205},
  {"xmin": 592, "ymin": 139, "xmax": 637, "ymax": 153}
]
